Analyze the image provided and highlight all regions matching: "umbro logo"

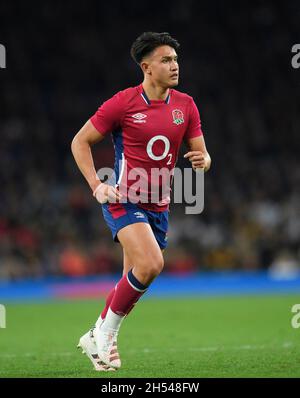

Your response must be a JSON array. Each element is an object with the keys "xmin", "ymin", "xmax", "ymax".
[
  {"xmin": 132, "ymin": 113, "xmax": 147, "ymax": 120},
  {"xmin": 132, "ymin": 113, "xmax": 147, "ymax": 123},
  {"xmin": 134, "ymin": 211, "xmax": 145, "ymax": 218}
]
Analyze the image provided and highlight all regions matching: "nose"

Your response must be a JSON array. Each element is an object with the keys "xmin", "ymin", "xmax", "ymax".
[{"xmin": 171, "ymin": 60, "xmax": 178, "ymax": 70}]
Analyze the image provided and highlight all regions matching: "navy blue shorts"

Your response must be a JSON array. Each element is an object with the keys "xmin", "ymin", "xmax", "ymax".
[{"xmin": 101, "ymin": 202, "xmax": 169, "ymax": 250}]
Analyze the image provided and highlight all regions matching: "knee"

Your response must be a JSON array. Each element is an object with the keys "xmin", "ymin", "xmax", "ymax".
[
  {"xmin": 136, "ymin": 252, "xmax": 164, "ymax": 281},
  {"xmin": 151, "ymin": 253, "xmax": 164, "ymax": 276}
]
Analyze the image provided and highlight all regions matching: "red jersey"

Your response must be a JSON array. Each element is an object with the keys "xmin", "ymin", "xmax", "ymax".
[{"xmin": 90, "ymin": 83, "xmax": 203, "ymax": 212}]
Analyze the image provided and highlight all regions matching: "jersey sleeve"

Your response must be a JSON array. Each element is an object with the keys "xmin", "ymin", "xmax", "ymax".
[
  {"xmin": 90, "ymin": 91, "xmax": 124, "ymax": 136},
  {"xmin": 184, "ymin": 98, "xmax": 204, "ymax": 140}
]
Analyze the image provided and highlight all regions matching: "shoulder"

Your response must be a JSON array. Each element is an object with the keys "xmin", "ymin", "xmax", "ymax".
[
  {"xmin": 171, "ymin": 89, "xmax": 199, "ymax": 120},
  {"xmin": 170, "ymin": 88, "xmax": 194, "ymax": 104},
  {"xmin": 110, "ymin": 85, "xmax": 141, "ymax": 106}
]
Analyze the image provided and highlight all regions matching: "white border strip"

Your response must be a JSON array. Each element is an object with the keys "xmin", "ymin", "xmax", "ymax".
[
  {"xmin": 126, "ymin": 274, "xmax": 147, "ymax": 293},
  {"xmin": 141, "ymin": 93, "xmax": 150, "ymax": 105},
  {"xmin": 117, "ymin": 152, "xmax": 125, "ymax": 186}
]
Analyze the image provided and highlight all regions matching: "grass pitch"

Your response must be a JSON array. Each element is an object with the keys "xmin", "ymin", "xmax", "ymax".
[{"xmin": 0, "ymin": 295, "xmax": 299, "ymax": 378}]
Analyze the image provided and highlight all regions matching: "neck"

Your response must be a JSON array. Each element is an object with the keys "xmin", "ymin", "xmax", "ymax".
[{"xmin": 142, "ymin": 79, "xmax": 169, "ymax": 101}]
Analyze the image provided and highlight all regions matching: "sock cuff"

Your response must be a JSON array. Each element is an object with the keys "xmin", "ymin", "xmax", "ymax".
[{"xmin": 127, "ymin": 269, "xmax": 148, "ymax": 292}]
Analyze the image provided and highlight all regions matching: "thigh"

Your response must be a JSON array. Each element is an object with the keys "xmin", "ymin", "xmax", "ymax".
[
  {"xmin": 145, "ymin": 210, "xmax": 169, "ymax": 250},
  {"xmin": 102, "ymin": 202, "xmax": 150, "ymax": 244},
  {"xmin": 123, "ymin": 246, "xmax": 165, "ymax": 275},
  {"xmin": 118, "ymin": 223, "xmax": 162, "ymax": 266},
  {"xmin": 123, "ymin": 248, "xmax": 133, "ymax": 275}
]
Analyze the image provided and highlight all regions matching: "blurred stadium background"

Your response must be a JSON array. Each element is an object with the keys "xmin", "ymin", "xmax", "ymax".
[
  {"xmin": 0, "ymin": 0, "xmax": 300, "ymax": 378},
  {"xmin": 1, "ymin": 0, "xmax": 300, "ymax": 284}
]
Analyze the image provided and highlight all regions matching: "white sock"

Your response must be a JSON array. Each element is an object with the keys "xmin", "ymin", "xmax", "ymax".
[
  {"xmin": 95, "ymin": 315, "xmax": 104, "ymax": 329},
  {"xmin": 101, "ymin": 308, "xmax": 124, "ymax": 332}
]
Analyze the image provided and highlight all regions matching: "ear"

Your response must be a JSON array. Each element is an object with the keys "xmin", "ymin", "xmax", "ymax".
[{"xmin": 140, "ymin": 61, "xmax": 151, "ymax": 75}]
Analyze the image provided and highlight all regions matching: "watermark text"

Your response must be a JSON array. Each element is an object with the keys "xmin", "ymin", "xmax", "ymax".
[
  {"xmin": 0, "ymin": 304, "xmax": 6, "ymax": 328},
  {"xmin": 0, "ymin": 44, "xmax": 6, "ymax": 69},
  {"xmin": 291, "ymin": 304, "xmax": 300, "ymax": 329},
  {"xmin": 291, "ymin": 44, "xmax": 300, "ymax": 69}
]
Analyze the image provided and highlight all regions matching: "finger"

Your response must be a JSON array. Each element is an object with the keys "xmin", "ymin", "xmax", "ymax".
[
  {"xmin": 107, "ymin": 193, "xmax": 121, "ymax": 203},
  {"xmin": 184, "ymin": 151, "xmax": 198, "ymax": 157},
  {"xmin": 193, "ymin": 162, "xmax": 205, "ymax": 168},
  {"xmin": 110, "ymin": 187, "xmax": 123, "ymax": 198},
  {"xmin": 194, "ymin": 167, "xmax": 205, "ymax": 172},
  {"xmin": 108, "ymin": 189, "xmax": 123, "ymax": 202},
  {"xmin": 184, "ymin": 152, "xmax": 193, "ymax": 158},
  {"xmin": 115, "ymin": 192, "xmax": 123, "ymax": 201},
  {"xmin": 192, "ymin": 153, "xmax": 204, "ymax": 159},
  {"xmin": 116, "ymin": 189, "xmax": 123, "ymax": 198},
  {"xmin": 107, "ymin": 193, "xmax": 119, "ymax": 203},
  {"xmin": 184, "ymin": 151, "xmax": 203, "ymax": 158},
  {"xmin": 189, "ymin": 155, "xmax": 205, "ymax": 162}
]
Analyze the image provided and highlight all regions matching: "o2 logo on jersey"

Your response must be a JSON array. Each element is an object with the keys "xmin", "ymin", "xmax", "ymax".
[
  {"xmin": 291, "ymin": 304, "xmax": 300, "ymax": 329},
  {"xmin": 147, "ymin": 135, "xmax": 172, "ymax": 165},
  {"xmin": 172, "ymin": 109, "xmax": 184, "ymax": 125}
]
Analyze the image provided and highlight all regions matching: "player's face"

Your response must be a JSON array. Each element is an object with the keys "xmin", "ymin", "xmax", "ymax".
[{"xmin": 145, "ymin": 45, "xmax": 179, "ymax": 88}]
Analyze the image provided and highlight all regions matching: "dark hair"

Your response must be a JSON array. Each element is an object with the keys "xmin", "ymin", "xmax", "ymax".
[{"xmin": 130, "ymin": 32, "xmax": 180, "ymax": 64}]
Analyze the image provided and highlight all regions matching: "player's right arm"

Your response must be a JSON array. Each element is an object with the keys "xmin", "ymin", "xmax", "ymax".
[{"xmin": 71, "ymin": 120, "xmax": 122, "ymax": 203}]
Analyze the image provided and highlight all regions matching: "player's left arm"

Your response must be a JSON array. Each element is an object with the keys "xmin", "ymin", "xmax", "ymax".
[{"xmin": 184, "ymin": 135, "xmax": 211, "ymax": 172}]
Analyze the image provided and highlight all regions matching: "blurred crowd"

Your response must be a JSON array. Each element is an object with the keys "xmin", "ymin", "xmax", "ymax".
[{"xmin": 0, "ymin": 1, "xmax": 300, "ymax": 280}]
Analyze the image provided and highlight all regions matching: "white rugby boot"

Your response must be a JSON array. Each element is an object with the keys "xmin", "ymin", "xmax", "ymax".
[
  {"xmin": 77, "ymin": 326, "xmax": 116, "ymax": 372},
  {"xmin": 94, "ymin": 327, "xmax": 121, "ymax": 369}
]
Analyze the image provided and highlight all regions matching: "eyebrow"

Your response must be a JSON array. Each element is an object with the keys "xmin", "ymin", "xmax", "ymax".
[{"xmin": 161, "ymin": 55, "xmax": 178, "ymax": 60}]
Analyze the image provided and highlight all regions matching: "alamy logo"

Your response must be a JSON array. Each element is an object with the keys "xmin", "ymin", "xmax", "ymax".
[
  {"xmin": 0, "ymin": 304, "xmax": 6, "ymax": 328},
  {"xmin": 0, "ymin": 44, "xmax": 6, "ymax": 69},
  {"xmin": 291, "ymin": 44, "xmax": 300, "ymax": 69},
  {"xmin": 132, "ymin": 113, "xmax": 147, "ymax": 123},
  {"xmin": 172, "ymin": 109, "xmax": 184, "ymax": 125},
  {"xmin": 291, "ymin": 304, "xmax": 300, "ymax": 329}
]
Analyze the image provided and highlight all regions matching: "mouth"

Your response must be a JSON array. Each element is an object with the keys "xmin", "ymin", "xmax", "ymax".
[{"xmin": 170, "ymin": 73, "xmax": 178, "ymax": 79}]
